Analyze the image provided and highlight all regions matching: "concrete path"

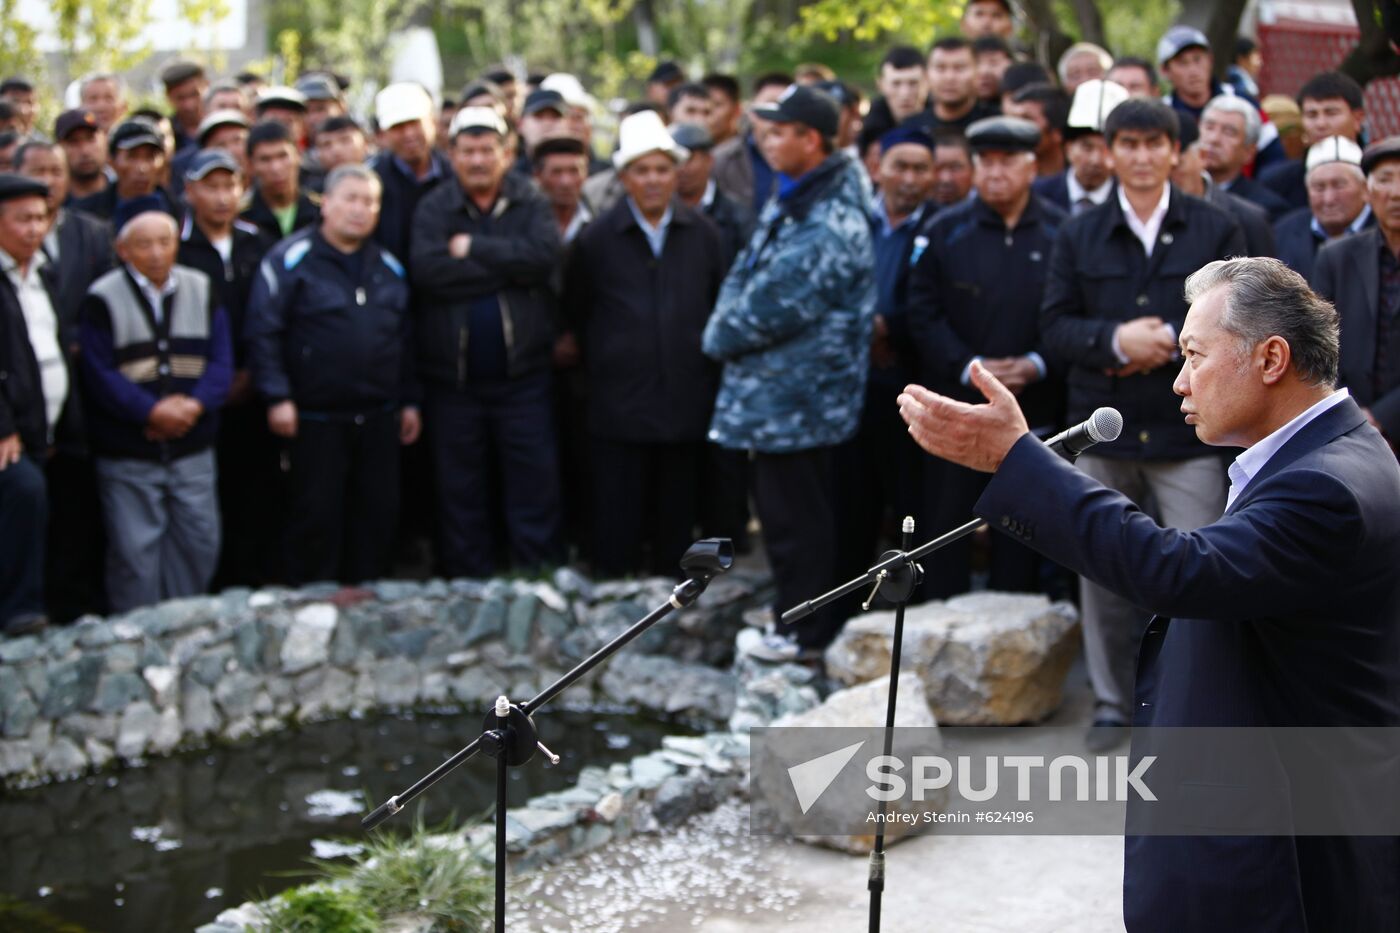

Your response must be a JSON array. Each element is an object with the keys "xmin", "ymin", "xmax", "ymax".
[{"xmin": 513, "ymin": 658, "xmax": 1127, "ymax": 933}]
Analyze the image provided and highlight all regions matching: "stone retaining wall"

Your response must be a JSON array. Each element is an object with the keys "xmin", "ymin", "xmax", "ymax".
[{"xmin": 0, "ymin": 570, "xmax": 771, "ymax": 788}]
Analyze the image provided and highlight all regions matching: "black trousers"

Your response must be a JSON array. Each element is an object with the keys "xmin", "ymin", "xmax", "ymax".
[
  {"xmin": 923, "ymin": 457, "xmax": 1038, "ymax": 599},
  {"xmin": 212, "ymin": 400, "xmax": 285, "ymax": 589},
  {"xmin": 753, "ymin": 446, "xmax": 841, "ymax": 650},
  {"xmin": 284, "ymin": 409, "xmax": 400, "ymax": 586},
  {"xmin": 0, "ymin": 454, "xmax": 46, "ymax": 625},
  {"xmin": 590, "ymin": 437, "xmax": 701, "ymax": 579},
  {"xmin": 426, "ymin": 373, "xmax": 563, "ymax": 578},
  {"xmin": 833, "ymin": 377, "xmax": 926, "ymax": 606},
  {"xmin": 699, "ymin": 444, "xmax": 751, "ymax": 549},
  {"xmin": 44, "ymin": 450, "xmax": 106, "ymax": 622}
]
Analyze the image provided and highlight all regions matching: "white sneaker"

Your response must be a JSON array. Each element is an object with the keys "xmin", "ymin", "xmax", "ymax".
[{"xmin": 737, "ymin": 627, "xmax": 801, "ymax": 663}]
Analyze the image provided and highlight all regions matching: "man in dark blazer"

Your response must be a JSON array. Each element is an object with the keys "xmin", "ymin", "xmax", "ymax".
[
  {"xmin": 1311, "ymin": 137, "xmax": 1400, "ymax": 443},
  {"xmin": 564, "ymin": 111, "xmax": 726, "ymax": 578},
  {"xmin": 899, "ymin": 255, "xmax": 1400, "ymax": 932},
  {"xmin": 1274, "ymin": 135, "xmax": 1371, "ymax": 283}
]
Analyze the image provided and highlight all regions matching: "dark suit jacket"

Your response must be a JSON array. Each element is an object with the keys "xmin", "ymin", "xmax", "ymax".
[
  {"xmin": 1031, "ymin": 171, "xmax": 1069, "ymax": 212},
  {"xmin": 0, "ymin": 262, "xmax": 82, "ymax": 455},
  {"xmin": 1276, "ymin": 206, "xmax": 1375, "ymax": 284},
  {"xmin": 1222, "ymin": 173, "xmax": 1291, "ymax": 221},
  {"xmin": 1205, "ymin": 183, "xmax": 1275, "ymax": 258},
  {"xmin": 977, "ymin": 397, "xmax": 1400, "ymax": 932},
  {"xmin": 1311, "ymin": 227, "xmax": 1400, "ymax": 436},
  {"xmin": 47, "ymin": 208, "xmax": 114, "ymax": 335},
  {"xmin": 563, "ymin": 199, "xmax": 725, "ymax": 442}
]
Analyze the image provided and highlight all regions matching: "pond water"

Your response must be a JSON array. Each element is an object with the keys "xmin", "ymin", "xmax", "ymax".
[{"xmin": 0, "ymin": 707, "xmax": 689, "ymax": 932}]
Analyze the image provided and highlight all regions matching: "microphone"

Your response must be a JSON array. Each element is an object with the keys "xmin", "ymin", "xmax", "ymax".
[{"xmin": 1045, "ymin": 407, "xmax": 1123, "ymax": 460}]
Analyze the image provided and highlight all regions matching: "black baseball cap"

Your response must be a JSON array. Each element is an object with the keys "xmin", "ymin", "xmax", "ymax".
[
  {"xmin": 184, "ymin": 149, "xmax": 241, "ymax": 182},
  {"xmin": 669, "ymin": 122, "xmax": 714, "ymax": 151},
  {"xmin": 0, "ymin": 77, "xmax": 33, "ymax": 96},
  {"xmin": 522, "ymin": 89, "xmax": 567, "ymax": 117},
  {"xmin": 55, "ymin": 108, "xmax": 100, "ymax": 141},
  {"xmin": 295, "ymin": 74, "xmax": 341, "ymax": 102},
  {"xmin": 109, "ymin": 119, "xmax": 165, "ymax": 155},
  {"xmin": 751, "ymin": 84, "xmax": 840, "ymax": 139}
]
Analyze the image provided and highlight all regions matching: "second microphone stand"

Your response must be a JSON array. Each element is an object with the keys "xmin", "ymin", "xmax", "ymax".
[
  {"xmin": 361, "ymin": 538, "xmax": 735, "ymax": 932},
  {"xmin": 782, "ymin": 515, "xmax": 987, "ymax": 933}
]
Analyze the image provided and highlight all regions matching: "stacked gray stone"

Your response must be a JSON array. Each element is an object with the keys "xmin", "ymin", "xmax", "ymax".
[{"xmin": 0, "ymin": 569, "xmax": 771, "ymax": 788}]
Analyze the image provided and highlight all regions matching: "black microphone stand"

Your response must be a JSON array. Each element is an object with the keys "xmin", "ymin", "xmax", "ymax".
[
  {"xmin": 781, "ymin": 515, "xmax": 986, "ymax": 933},
  {"xmin": 361, "ymin": 538, "xmax": 735, "ymax": 932}
]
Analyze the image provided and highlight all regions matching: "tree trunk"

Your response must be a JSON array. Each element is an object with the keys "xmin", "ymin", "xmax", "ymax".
[
  {"xmin": 1179, "ymin": 0, "xmax": 1251, "ymax": 79},
  {"xmin": 634, "ymin": 0, "xmax": 659, "ymax": 57},
  {"xmin": 1070, "ymin": 0, "xmax": 1107, "ymax": 48},
  {"xmin": 1339, "ymin": 0, "xmax": 1400, "ymax": 85},
  {"xmin": 1018, "ymin": 0, "xmax": 1075, "ymax": 70}
]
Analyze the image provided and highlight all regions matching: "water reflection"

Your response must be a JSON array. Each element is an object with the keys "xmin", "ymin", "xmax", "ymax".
[{"xmin": 0, "ymin": 708, "xmax": 685, "ymax": 932}]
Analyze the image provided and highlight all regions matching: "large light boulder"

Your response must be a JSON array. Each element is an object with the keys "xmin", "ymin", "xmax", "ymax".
[
  {"xmin": 756, "ymin": 674, "xmax": 942, "ymax": 855},
  {"xmin": 825, "ymin": 592, "xmax": 1079, "ymax": 725}
]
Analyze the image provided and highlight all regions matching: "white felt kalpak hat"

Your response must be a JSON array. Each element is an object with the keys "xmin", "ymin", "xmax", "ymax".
[{"xmin": 612, "ymin": 110, "xmax": 689, "ymax": 170}]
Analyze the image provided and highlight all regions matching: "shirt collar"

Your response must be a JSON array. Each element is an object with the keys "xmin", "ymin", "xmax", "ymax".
[
  {"xmin": 1313, "ymin": 204, "xmax": 1372, "ymax": 241},
  {"xmin": 1066, "ymin": 171, "xmax": 1112, "ymax": 206},
  {"xmin": 700, "ymin": 178, "xmax": 717, "ymax": 210},
  {"xmin": 127, "ymin": 264, "xmax": 178, "ymax": 298},
  {"xmin": 870, "ymin": 197, "xmax": 926, "ymax": 237},
  {"xmin": 625, "ymin": 197, "xmax": 674, "ymax": 255},
  {"xmin": 1117, "ymin": 182, "xmax": 1170, "ymax": 224},
  {"xmin": 1226, "ymin": 389, "xmax": 1351, "ymax": 510},
  {"xmin": 393, "ymin": 153, "xmax": 442, "ymax": 183},
  {"xmin": 0, "ymin": 246, "xmax": 45, "ymax": 280}
]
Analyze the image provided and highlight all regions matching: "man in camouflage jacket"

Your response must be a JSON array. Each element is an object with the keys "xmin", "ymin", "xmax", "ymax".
[{"xmin": 702, "ymin": 85, "xmax": 876, "ymax": 658}]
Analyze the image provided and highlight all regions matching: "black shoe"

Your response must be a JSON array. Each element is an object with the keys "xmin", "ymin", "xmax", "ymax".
[
  {"xmin": 1085, "ymin": 717, "xmax": 1129, "ymax": 753},
  {"xmin": 2, "ymin": 613, "xmax": 47, "ymax": 638}
]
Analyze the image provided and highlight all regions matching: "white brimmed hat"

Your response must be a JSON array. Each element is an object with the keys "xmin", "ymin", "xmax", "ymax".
[
  {"xmin": 612, "ymin": 110, "xmax": 689, "ymax": 170},
  {"xmin": 375, "ymin": 82, "xmax": 433, "ymax": 130},
  {"xmin": 449, "ymin": 106, "xmax": 508, "ymax": 138}
]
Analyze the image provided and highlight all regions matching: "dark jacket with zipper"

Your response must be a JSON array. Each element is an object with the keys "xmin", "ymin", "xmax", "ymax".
[
  {"xmin": 370, "ymin": 148, "xmax": 453, "ymax": 266},
  {"xmin": 1040, "ymin": 185, "xmax": 1245, "ymax": 461},
  {"xmin": 564, "ymin": 198, "xmax": 725, "ymax": 442},
  {"xmin": 907, "ymin": 193, "xmax": 1067, "ymax": 430},
  {"xmin": 245, "ymin": 226, "xmax": 416, "ymax": 413},
  {"xmin": 409, "ymin": 172, "xmax": 561, "ymax": 388},
  {"xmin": 239, "ymin": 186, "xmax": 321, "ymax": 243},
  {"xmin": 177, "ymin": 215, "xmax": 276, "ymax": 367}
]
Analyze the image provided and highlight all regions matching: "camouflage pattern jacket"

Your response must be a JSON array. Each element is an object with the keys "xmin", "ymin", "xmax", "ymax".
[{"xmin": 701, "ymin": 153, "xmax": 875, "ymax": 453}]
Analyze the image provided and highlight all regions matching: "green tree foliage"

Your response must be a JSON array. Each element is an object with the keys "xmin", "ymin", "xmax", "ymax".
[
  {"xmin": 792, "ymin": 0, "xmax": 958, "ymax": 49},
  {"xmin": 53, "ymin": 0, "xmax": 156, "ymax": 78}
]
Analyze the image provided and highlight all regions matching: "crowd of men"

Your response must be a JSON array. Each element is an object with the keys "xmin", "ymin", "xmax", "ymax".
[{"xmin": 2, "ymin": 0, "xmax": 1398, "ymax": 746}]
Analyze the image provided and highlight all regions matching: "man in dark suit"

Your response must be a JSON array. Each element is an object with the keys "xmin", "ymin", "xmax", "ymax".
[
  {"xmin": 899, "ymin": 255, "xmax": 1400, "ymax": 932},
  {"xmin": 1199, "ymin": 95, "xmax": 1290, "ymax": 219},
  {"xmin": 1311, "ymin": 137, "xmax": 1400, "ymax": 444},
  {"xmin": 1171, "ymin": 112, "xmax": 1276, "ymax": 259},
  {"xmin": 1275, "ymin": 135, "xmax": 1372, "ymax": 283}
]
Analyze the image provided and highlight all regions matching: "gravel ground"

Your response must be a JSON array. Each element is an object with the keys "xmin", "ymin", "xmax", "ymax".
[{"xmin": 511, "ymin": 652, "xmax": 1127, "ymax": 933}]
